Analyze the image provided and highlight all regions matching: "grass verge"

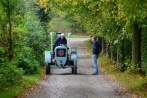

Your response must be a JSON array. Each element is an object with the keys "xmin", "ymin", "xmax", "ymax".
[
  {"xmin": 0, "ymin": 66, "xmax": 44, "ymax": 98},
  {"xmin": 83, "ymin": 40, "xmax": 147, "ymax": 98}
]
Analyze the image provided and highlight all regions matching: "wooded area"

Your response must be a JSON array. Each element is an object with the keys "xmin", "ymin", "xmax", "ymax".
[
  {"xmin": 0, "ymin": 0, "xmax": 50, "ymax": 87},
  {"xmin": 0, "ymin": 0, "xmax": 147, "ymax": 90},
  {"xmin": 38, "ymin": 0, "xmax": 147, "ymax": 75}
]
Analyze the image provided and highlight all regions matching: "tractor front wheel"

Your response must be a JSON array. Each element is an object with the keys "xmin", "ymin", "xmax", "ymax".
[
  {"xmin": 46, "ymin": 62, "xmax": 50, "ymax": 75},
  {"xmin": 72, "ymin": 61, "xmax": 77, "ymax": 74}
]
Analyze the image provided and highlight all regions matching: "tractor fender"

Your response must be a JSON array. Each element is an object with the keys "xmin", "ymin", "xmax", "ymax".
[
  {"xmin": 45, "ymin": 51, "xmax": 52, "ymax": 63},
  {"xmin": 71, "ymin": 53, "xmax": 77, "ymax": 63}
]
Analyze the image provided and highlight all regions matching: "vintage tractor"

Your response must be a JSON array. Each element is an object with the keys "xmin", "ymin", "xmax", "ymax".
[{"xmin": 45, "ymin": 33, "xmax": 77, "ymax": 75}]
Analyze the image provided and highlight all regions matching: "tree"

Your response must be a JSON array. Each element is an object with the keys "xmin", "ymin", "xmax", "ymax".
[
  {"xmin": 0, "ymin": 0, "xmax": 18, "ymax": 60},
  {"xmin": 0, "ymin": 0, "xmax": 17, "ymax": 61},
  {"xmin": 116, "ymin": 0, "xmax": 147, "ymax": 72}
]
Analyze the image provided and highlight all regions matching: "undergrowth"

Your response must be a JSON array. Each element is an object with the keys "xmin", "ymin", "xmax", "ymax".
[{"xmin": 0, "ymin": 66, "xmax": 44, "ymax": 98}]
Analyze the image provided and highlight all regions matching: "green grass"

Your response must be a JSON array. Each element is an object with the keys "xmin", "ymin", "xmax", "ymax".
[
  {"xmin": 83, "ymin": 40, "xmax": 147, "ymax": 98},
  {"xmin": 0, "ymin": 66, "xmax": 44, "ymax": 98}
]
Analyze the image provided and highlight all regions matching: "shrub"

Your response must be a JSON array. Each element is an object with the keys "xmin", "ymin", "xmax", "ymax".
[
  {"xmin": 17, "ymin": 47, "xmax": 39, "ymax": 74},
  {"xmin": 0, "ymin": 62, "xmax": 24, "ymax": 87},
  {"xmin": 0, "ymin": 47, "xmax": 6, "ymax": 64}
]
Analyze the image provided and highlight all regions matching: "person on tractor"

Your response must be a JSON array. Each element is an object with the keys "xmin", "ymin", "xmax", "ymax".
[{"xmin": 53, "ymin": 33, "xmax": 67, "ymax": 49}]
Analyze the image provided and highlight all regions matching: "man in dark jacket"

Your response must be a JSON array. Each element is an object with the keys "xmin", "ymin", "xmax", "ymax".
[
  {"xmin": 91, "ymin": 36, "xmax": 102, "ymax": 75},
  {"xmin": 54, "ymin": 33, "xmax": 67, "ymax": 47}
]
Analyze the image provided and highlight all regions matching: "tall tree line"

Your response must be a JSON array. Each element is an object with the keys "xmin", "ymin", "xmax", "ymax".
[
  {"xmin": 0, "ymin": 0, "xmax": 51, "ymax": 87},
  {"xmin": 39, "ymin": 0, "xmax": 147, "ymax": 75}
]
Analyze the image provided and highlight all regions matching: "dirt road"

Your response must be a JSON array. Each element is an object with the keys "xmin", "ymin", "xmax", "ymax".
[{"xmin": 26, "ymin": 38, "xmax": 134, "ymax": 98}]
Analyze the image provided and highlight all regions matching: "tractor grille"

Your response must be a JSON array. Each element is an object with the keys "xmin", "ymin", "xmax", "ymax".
[{"xmin": 56, "ymin": 49, "xmax": 66, "ymax": 57}]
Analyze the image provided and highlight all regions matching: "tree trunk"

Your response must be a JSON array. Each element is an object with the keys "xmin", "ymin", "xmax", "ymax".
[
  {"xmin": 102, "ymin": 38, "xmax": 106, "ymax": 54},
  {"xmin": 121, "ymin": 39, "xmax": 125, "ymax": 64},
  {"xmin": 72, "ymin": 20, "xmax": 76, "ymax": 33},
  {"xmin": 98, "ymin": 37, "xmax": 102, "ymax": 46},
  {"xmin": 117, "ymin": 40, "xmax": 125, "ymax": 71},
  {"xmin": 7, "ymin": 0, "xmax": 13, "ymax": 61},
  {"xmin": 111, "ymin": 49, "xmax": 115, "ymax": 62},
  {"xmin": 132, "ymin": 22, "xmax": 141, "ymax": 72},
  {"xmin": 106, "ymin": 43, "xmax": 111, "ymax": 58},
  {"xmin": 111, "ymin": 45, "xmax": 117, "ymax": 62},
  {"xmin": 117, "ymin": 45, "xmax": 122, "ymax": 65}
]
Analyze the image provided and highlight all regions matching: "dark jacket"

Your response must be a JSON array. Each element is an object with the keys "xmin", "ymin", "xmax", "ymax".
[
  {"xmin": 54, "ymin": 37, "xmax": 67, "ymax": 46},
  {"xmin": 92, "ymin": 41, "xmax": 102, "ymax": 55}
]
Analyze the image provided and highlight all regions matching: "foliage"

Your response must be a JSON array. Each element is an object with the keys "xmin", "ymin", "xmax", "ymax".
[
  {"xmin": 0, "ymin": 66, "xmax": 44, "ymax": 98},
  {"xmin": 0, "ymin": 47, "xmax": 6, "ymax": 63},
  {"xmin": 24, "ymin": 10, "xmax": 50, "ymax": 64},
  {"xmin": 16, "ymin": 47, "xmax": 39, "ymax": 74},
  {"xmin": 141, "ymin": 27, "xmax": 147, "ymax": 75},
  {"xmin": 0, "ymin": 63, "xmax": 24, "ymax": 87},
  {"xmin": 48, "ymin": 17, "xmax": 73, "ymax": 32},
  {"xmin": 0, "ymin": 0, "xmax": 18, "ymax": 60},
  {"xmin": 0, "ymin": 0, "xmax": 50, "ymax": 89},
  {"xmin": 0, "ymin": 0, "xmax": 18, "ymax": 16}
]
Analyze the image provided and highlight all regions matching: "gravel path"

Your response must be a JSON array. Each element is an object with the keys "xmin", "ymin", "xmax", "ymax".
[{"xmin": 26, "ymin": 38, "xmax": 135, "ymax": 98}]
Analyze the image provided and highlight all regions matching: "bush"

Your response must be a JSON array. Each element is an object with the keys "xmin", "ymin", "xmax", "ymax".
[
  {"xmin": 17, "ymin": 47, "xmax": 39, "ymax": 74},
  {"xmin": 0, "ymin": 62, "xmax": 24, "ymax": 87},
  {"xmin": 0, "ymin": 47, "xmax": 6, "ymax": 64}
]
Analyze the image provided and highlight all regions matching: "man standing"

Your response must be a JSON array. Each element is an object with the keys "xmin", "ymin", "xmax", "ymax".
[{"xmin": 91, "ymin": 36, "xmax": 102, "ymax": 75}]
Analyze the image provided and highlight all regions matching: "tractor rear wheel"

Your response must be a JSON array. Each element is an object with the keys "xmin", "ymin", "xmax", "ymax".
[{"xmin": 46, "ymin": 62, "xmax": 50, "ymax": 75}]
